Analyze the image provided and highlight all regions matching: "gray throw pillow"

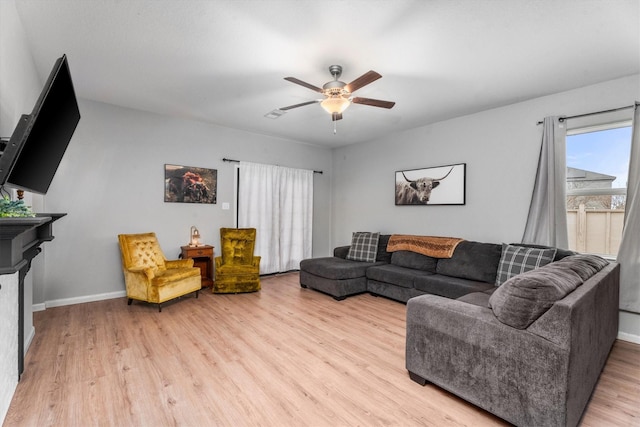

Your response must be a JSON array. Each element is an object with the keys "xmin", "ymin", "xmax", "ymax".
[
  {"xmin": 495, "ymin": 244, "xmax": 556, "ymax": 286},
  {"xmin": 489, "ymin": 262, "xmax": 583, "ymax": 329},
  {"xmin": 346, "ymin": 232, "xmax": 380, "ymax": 262}
]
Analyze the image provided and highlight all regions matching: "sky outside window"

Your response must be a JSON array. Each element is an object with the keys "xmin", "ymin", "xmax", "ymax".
[{"xmin": 566, "ymin": 126, "xmax": 632, "ymax": 188}]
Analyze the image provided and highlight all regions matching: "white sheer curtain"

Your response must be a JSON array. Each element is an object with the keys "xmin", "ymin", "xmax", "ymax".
[
  {"xmin": 238, "ymin": 161, "xmax": 313, "ymax": 275},
  {"xmin": 617, "ymin": 102, "xmax": 640, "ymax": 314},
  {"xmin": 522, "ymin": 116, "xmax": 569, "ymax": 248}
]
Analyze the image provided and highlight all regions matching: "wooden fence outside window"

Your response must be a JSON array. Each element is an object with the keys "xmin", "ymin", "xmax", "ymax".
[{"xmin": 567, "ymin": 204, "xmax": 624, "ymax": 257}]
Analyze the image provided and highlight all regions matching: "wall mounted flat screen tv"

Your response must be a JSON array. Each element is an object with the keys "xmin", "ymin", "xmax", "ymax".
[{"xmin": 0, "ymin": 54, "xmax": 81, "ymax": 194}]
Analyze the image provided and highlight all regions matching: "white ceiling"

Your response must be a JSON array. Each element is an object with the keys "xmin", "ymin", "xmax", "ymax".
[{"xmin": 14, "ymin": 0, "xmax": 640, "ymax": 148}]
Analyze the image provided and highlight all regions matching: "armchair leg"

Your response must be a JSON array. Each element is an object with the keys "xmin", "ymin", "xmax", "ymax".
[
  {"xmin": 158, "ymin": 304, "xmax": 162, "ymax": 312},
  {"xmin": 195, "ymin": 290, "xmax": 199, "ymax": 299},
  {"xmin": 127, "ymin": 298, "xmax": 133, "ymax": 305}
]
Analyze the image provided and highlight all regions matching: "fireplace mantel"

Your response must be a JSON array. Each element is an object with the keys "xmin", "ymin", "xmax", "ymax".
[
  {"xmin": 0, "ymin": 213, "xmax": 65, "ymax": 379},
  {"xmin": 0, "ymin": 213, "xmax": 66, "ymax": 274}
]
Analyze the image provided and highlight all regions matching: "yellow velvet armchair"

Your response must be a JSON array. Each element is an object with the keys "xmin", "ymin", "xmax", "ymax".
[
  {"xmin": 118, "ymin": 232, "xmax": 202, "ymax": 311},
  {"xmin": 214, "ymin": 228, "xmax": 261, "ymax": 293}
]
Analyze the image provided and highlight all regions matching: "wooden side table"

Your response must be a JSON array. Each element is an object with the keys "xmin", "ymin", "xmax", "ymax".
[{"xmin": 181, "ymin": 245, "xmax": 214, "ymax": 288}]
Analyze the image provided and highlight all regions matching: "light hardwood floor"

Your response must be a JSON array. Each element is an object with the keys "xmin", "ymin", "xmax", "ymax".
[{"xmin": 4, "ymin": 272, "xmax": 640, "ymax": 426}]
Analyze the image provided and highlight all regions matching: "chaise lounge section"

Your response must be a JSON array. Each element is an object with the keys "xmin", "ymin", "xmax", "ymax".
[{"xmin": 299, "ymin": 234, "xmax": 391, "ymax": 300}]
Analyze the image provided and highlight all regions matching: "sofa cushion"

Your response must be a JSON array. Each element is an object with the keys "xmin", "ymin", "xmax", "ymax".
[
  {"xmin": 299, "ymin": 257, "xmax": 373, "ymax": 280},
  {"xmin": 413, "ymin": 274, "xmax": 494, "ymax": 299},
  {"xmin": 435, "ymin": 241, "xmax": 502, "ymax": 284},
  {"xmin": 391, "ymin": 251, "xmax": 438, "ymax": 272},
  {"xmin": 376, "ymin": 234, "xmax": 392, "ymax": 263},
  {"xmin": 488, "ymin": 261, "xmax": 583, "ymax": 329},
  {"xmin": 495, "ymin": 244, "xmax": 556, "ymax": 286},
  {"xmin": 555, "ymin": 254, "xmax": 609, "ymax": 281},
  {"xmin": 456, "ymin": 291, "xmax": 491, "ymax": 307},
  {"xmin": 366, "ymin": 264, "xmax": 431, "ymax": 289},
  {"xmin": 346, "ymin": 232, "xmax": 380, "ymax": 262}
]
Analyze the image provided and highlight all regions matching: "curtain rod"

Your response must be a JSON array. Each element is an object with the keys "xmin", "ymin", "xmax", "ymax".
[
  {"xmin": 536, "ymin": 103, "xmax": 637, "ymax": 125},
  {"xmin": 222, "ymin": 158, "xmax": 323, "ymax": 174}
]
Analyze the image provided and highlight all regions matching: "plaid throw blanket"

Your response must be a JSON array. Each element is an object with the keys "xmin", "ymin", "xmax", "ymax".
[{"xmin": 387, "ymin": 235, "xmax": 464, "ymax": 259}]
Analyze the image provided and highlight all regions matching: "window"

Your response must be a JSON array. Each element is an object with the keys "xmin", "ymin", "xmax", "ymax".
[{"xmin": 566, "ymin": 123, "xmax": 632, "ymax": 257}]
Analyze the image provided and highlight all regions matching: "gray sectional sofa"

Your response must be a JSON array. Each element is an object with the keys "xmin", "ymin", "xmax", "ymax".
[
  {"xmin": 300, "ymin": 234, "xmax": 573, "ymax": 302},
  {"xmin": 299, "ymin": 234, "xmax": 620, "ymax": 427}
]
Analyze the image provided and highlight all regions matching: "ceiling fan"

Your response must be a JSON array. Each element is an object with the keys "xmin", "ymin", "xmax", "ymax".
[{"xmin": 280, "ymin": 65, "xmax": 395, "ymax": 122}]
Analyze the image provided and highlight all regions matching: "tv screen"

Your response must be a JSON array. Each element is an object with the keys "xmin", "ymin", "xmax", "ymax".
[{"xmin": 0, "ymin": 54, "xmax": 81, "ymax": 194}]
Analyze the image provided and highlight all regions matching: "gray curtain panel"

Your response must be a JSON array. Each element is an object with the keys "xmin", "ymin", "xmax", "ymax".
[
  {"xmin": 617, "ymin": 102, "xmax": 640, "ymax": 314},
  {"xmin": 522, "ymin": 116, "xmax": 569, "ymax": 249}
]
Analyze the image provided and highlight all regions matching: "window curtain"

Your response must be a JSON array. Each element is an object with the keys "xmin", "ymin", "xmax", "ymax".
[
  {"xmin": 238, "ymin": 161, "xmax": 313, "ymax": 275},
  {"xmin": 617, "ymin": 102, "xmax": 640, "ymax": 314},
  {"xmin": 522, "ymin": 116, "xmax": 569, "ymax": 248}
]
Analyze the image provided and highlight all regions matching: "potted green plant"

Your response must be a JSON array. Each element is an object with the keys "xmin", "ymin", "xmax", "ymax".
[{"xmin": 0, "ymin": 196, "xmax": 35, "ymax": 218}]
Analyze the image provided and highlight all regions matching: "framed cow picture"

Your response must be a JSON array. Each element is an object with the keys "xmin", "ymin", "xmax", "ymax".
[
  {"xmin": 164, "ymin": 164, "xmax": 217, "ymax": 204},
  {"xmin": 395, "ymin": 163, "xmax": 466, "ymax": 205}
]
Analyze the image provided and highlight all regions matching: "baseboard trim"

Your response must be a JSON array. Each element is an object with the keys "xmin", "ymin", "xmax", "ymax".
[
  {"xmin": 617, "ymin": 332, "xmax": 640, "ymax": 345},
  {"xmin": 44, "ymin": 290, "xmax": 126, "ymax": 309},
  {"xmin": 24, "ymin": 326, "xmax": 35, "ymax": 353}
]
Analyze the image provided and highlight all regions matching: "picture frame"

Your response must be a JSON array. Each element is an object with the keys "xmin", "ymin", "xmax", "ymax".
[
  {"xmin": 164, "ymin": 164, "xmax": 217, "ymax": 204},
  {"xmin": 395, "ymin": 163, "xmax": 466, "ymax": 205}
]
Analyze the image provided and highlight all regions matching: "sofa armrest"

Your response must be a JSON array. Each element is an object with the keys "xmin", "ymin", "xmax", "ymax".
[
  {"xmin": 333, "ymin": 246, "xmax": 350, "ymax": 259},
  {"xmin": 252, "ymin": 256, "xmax": 261, "ymax": 268},
  {"xmin": 126, "ymin": 266, "xmax": 156, "ymax": 280},
  {"xmin": 530, "ymin": 263, "xmax": 619, "ymax": 427}
]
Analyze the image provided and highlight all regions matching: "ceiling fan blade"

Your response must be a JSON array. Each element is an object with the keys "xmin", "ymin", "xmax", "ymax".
[
  {"xmin": 279, "ymin": 100, "xmax": 319, "ymax": 111},
  {"xmin": 345, "ymin": 70, "xmax": 382, "ymax": 93},
  {"xmin": 331, "ymin": 112, "xmax": 343, "ymax": 121},
  {"xmin": 352, "ymin": 97, "xmax": 395, "ymax": 109},
  {"xmin": 284, "ymin": 77, "xmax": 324, "ymax": 94}
]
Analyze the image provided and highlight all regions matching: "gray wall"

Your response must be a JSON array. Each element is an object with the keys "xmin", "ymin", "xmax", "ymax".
[
  {"xmin": 40, "ymin": 99, "xmax": 333, "ymax": 304},
  {"xmin": 331, "ymin": 75, "xmax": 639, "ymax": 246}
]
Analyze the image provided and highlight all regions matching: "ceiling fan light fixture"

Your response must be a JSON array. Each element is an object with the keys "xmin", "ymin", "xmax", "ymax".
[{"xmin": 320, "ymin": 96, "xmax": 350, "ymax": 114}]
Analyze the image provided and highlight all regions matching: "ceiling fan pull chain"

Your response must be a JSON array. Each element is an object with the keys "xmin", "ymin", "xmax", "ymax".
[{"xmin": 334, "ymin": 120, "xmax": 337, "ymax": 134}]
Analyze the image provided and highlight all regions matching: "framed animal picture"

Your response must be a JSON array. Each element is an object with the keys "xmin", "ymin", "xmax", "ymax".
[
  {"xmin": 165, "ymin": 164, "xmax": 217, "ymax": 204},
  {"xmin": 395, "ymin": 163, "xmax": 466, "ymax": 205}
]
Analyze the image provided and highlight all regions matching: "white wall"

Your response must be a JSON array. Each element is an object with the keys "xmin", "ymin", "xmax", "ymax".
[
  {"xmin": 332, "ymin": 73, "xmax": 640, "ymax": 341},
  {"xmin": 0, "ymin": 2, "xmax": 42, "ymax": 419},
  {"xmin": 38, "ymin": 99, "xmax": 333, "ymax": 305}
]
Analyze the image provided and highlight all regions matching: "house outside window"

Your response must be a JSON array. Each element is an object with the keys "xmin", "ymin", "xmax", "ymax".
[{"xmin": 566, "ymin": 123, "xmax": 632, "ymax": 257}]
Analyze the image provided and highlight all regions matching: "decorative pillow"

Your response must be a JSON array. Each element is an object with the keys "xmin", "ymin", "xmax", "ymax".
[
  {"xmin": 510, "ymin": 243, "xmax": 576, "ymax": 261},
  {"xmin": 489, "ymin": 262, "xmax": 583, "ymax": 329},
  {"xmin": 346, "ymin": 232, "xmax": 380, "ymax": 262},
  {"xmin": 495, "ymin": 244, "xmax": 557, "ymax": 286}
]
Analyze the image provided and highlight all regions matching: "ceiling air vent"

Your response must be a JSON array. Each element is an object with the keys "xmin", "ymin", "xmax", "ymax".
[{"xmin": 264, "ymin": 109, "xmax": 286, "ymax": 119}]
